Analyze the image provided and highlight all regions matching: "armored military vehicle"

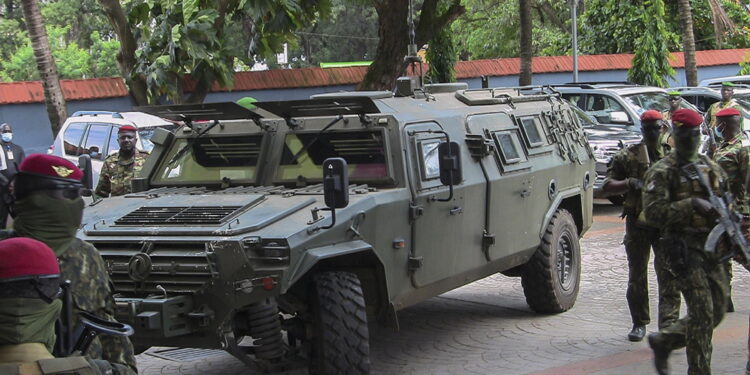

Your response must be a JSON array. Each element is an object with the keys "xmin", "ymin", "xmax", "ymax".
[{"xmin": 81, "ymin": 83, "xmax": 594, "ymax": 373}]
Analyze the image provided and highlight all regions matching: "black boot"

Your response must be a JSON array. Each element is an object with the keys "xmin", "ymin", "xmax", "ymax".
[
  {"xmin": 648, "ymin": 333, "xmax": 670, "ymax": 375},
  {"xmin": 627, "ymin": 324, "xmax": 646, "ymax": 342}
]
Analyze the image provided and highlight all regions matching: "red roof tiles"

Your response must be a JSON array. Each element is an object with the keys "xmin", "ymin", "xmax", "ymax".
[{"xmin": 1, "ymin": 48, "xmax": 749, "ymax": 104}]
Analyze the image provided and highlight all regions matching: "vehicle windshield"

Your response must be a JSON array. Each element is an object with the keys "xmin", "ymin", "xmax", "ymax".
[
  {"xmin": 138, "ymin": 125, "xmax": 179, "ymax": 152},
  {"xmin": 730, "ymin": 94, "xmax": 750, "ymax": 114},
  {"xmin": 152, "ymin": 134, "xmax": 263, "ymax": 185},
  {"xmin": 623, "ymin": 92, "xmax": 695, "ymax": 115},
  {"xmin": 275, "ymin": 129, "xmax": 390, "ymax": 185}
]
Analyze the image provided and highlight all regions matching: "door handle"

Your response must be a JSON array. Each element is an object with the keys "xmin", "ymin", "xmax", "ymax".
[{"xmin": 449, "ymin": 206, "xmax": 463, "ymax": 215}]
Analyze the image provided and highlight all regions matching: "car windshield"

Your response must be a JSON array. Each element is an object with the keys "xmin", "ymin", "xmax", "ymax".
[
  {"xmin": 275, "ymin": 129, "xmax": 390, "ymax": 185},
  {"xmin": 152, "ymin": 134, "xmax": 263, "ymax": 185},
  {"xmin": 623, "ymin": 92, "xmax": 694, "ymax": 115},
  {"xmin": 138, "ymin": 125, "xmax": 179, "ymax": 152}
]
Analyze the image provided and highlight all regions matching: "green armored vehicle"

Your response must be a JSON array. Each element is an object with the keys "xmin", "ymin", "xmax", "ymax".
[{"xmin": 81, "ymin": 83, "xmax": 594, "ymax": 373}]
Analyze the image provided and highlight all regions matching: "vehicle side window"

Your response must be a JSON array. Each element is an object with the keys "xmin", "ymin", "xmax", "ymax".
[
  {"xmin": 82, "ymin": 124, "xmax": 112, "ymax": 161},
  {"xmin": 518, "ymin": 116, "xmax": 546, "ymax": 147},
  {"xmin": 492, "ymin": 130, "xmax": 528, "ymax": 166},
  {"xmin": 584, "ymin": 94, "xmax": 625, "ymax": 112},
  {"xmin": 418, "ymin": 139, "xmax": 441, "ymax": 180},
  {"xmin": 63, "ymin": 122, "xmax": 87, "ymax": 156},
  {"xmin": 108, "ymin": 127, "xmax": 120, "ymax": 155}
]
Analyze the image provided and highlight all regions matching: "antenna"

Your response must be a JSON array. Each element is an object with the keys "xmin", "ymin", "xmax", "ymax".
[
  {"xmin": 408, "ymin": 0, "xmax": 417, "ymax": 57},
  {"xmin": 400, "ymin": 0, "xmax": 423, "ymax": 92}
]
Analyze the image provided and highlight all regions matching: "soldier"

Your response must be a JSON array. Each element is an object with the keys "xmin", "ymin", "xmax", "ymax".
[
  {"xmin": 6, "ymin": 154, "xmax": 137, "ymax": 374},
  {"xmin": 643, "ymin": 108, "xmax": 730, "ymax": 375},
  {"xmin": 659, "ymin": 91, "xmax": 681, "ymax": 147},
  {"xmin": 95, "ymin": 125, "xmax": 148, "ymax": 197},
  {"xmin": 0, "ymin": 237, "xmax": 122, "ymax": 374},
  {"xmin": 704, "ymin": 82, "xmax": 744, "ymax": 131},
  {"xmin": 600, "ymin": 110, "xmax": 680, "ymax": 341},
  {"xmin": 712, "ymin": 107, "xmax": 749, "ymax": 313}
]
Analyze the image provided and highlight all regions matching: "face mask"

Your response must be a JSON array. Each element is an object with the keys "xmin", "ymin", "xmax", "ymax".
[
  {"xmin": 0, "ymin": 298, "xmax": 61, "ymax": 352},
  {"xmin": 2, "ymin": 133, "xmax": 13, "ymax": 142},
  {"xmin": 674, "ymin": 131, "xmax": 701, "ymax": 162},
  {"xmin": 12, "ymin": 193, "xmax": 84, "ymax": 255}
]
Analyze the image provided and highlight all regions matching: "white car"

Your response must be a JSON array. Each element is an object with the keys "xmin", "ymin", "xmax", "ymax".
[{"xmin": 48, "ymin": 111, "xmax": 177, "ymax": 187}]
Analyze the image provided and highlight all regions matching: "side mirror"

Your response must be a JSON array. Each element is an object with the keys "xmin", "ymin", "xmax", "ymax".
[
  {"xmin": 438, "ymin": 141, "xmax": 462, "ymax": 186},
  {"xmin": 77, "ymin": 154, "xmax": 93, "ymax": 191},
  {"xmin": 609, "ymin": 111, "xmax": 630, "ymax": 124},
  {"xmin": 323, "ymin": 157, "xmax": 349, "ymax": 209},
  {"xmin": 437, "ymin": 141, "xmax": 462, "ymax": 202}
]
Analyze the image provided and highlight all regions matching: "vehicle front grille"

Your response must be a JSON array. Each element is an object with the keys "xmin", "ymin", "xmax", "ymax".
[
  {"xmin": 115, "ymin": 206, "xmax": 242, "ymax": 225},
  {"xmin": 97, "ymin": 242, "xmax": 212, "ymax": 294}
]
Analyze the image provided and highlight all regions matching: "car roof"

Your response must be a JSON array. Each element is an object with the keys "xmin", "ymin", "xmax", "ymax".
[
  {"xmin": 64, "ymin": 111, "xmax": 173, "ymax": 128},
  {"xmin": 698, "ymin": 75, "xmax": 750, "ymax": 87},
  {"xmin": 552, "ymin": 84, "xmax": 667, "ymax": 96}
]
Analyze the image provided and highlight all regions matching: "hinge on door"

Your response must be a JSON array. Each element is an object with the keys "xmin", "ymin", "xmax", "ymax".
[
  {"xmin": 409, "ymin": 204, "xmax": 423, "ymax": 221},
  {"xmin": 482, "ymin": 232, "xmax": 496, "ymax": 247},
  {"xmin": 408, "ymin": 256, "xmax": 423, "ymax": 271},
  {"xmin": 465, "ymin": 134, "xmax": 494, "ymax": 159}
]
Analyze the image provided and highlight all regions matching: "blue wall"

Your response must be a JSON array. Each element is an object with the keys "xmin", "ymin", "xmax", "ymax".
[{"xmin": 2, "ymin": 63, "xmax": 741, "ymax": 155}]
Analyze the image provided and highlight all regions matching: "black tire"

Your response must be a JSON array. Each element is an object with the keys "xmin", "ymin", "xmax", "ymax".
[
  {"xmin": 608, "ymin": 194, "xmax": 626, "ymax": 206},
  {"xmin": 309, "ymin": 271, "xmax": 370, "ymax": 375},
  {"xmin": 521, "ymin": 209, "xmax": 581, "ymax": 313}
]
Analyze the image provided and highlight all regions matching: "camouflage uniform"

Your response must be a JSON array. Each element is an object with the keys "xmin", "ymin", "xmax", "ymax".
[
  {"xmin": 705, "ymin": 99, "xmax": 744, "ymax": 130},
  {"xmin": 95, "ymin": 151, "xmax": 149, "ymax": 197},
  {"xmin": 712, "ymin": 132, "xmax": 750, "ymax": 309},
  {"xmin": 642, "ymin": 153, "xmax": 730, "ymax": 375},
  {"xmin": 0, "ymin": 232, "xmax": 137, "ymax": 375},
  {"xmin": 659, "ymin": 110, "xmax": 675, "ymax": 148},
  {"xmin": 605, "ymin": 142, "xmax": 680, "ymax": 329}
]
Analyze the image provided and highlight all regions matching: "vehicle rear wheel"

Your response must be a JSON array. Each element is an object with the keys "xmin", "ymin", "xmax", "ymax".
[
  {"xmin": 521, "ymin": 209, "xmax": 581, "ymax": 313},
  {"xmin": 309, "ymin": 271, "xmax": 370, "ymax": 375},
  {"xmin": 608, "ymin": 194, "xmax": 626, "ymax": 206}
]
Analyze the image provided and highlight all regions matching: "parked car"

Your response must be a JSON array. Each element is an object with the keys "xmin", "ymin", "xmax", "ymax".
[
  {"xmin": 49, "ymin": 111, "xmax": 178, "ymax": 186},
  {"xmin": 671, "ymin": 86, "xmax": 750, "ymax": 127},
  {"xmin": 570, "ymin": 104, "xmax": 640, "ymax": 205},
  {"xmin": 698, "ymin": 75, "xmax": 750, "ymax": 87},
  {"xmin": 551, "ymin": 82, "xmax": 698, "ymax": 129}
]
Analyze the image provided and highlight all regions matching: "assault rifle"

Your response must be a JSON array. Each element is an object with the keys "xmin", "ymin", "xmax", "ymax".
[
  {"xmin": 680, "ymin": 163, "xmax": 750, "ymax": 268},
  {"xmin": 53, "ymin": 280, "xmax": 134, "ymax": 357}
]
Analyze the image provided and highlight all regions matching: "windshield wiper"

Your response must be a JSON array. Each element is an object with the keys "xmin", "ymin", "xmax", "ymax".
[
  {"xmin": 168, "ymin": 119, "xmax": 221, "ymax": 166},
  {"xmin": 288, "ymin": 115, "xmax": 344, "ymax": 165}
]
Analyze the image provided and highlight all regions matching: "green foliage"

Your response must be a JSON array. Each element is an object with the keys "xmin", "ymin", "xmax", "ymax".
[
  {"xmin": 426, "ymin": 22, "xmax": 457, "ymax": 83},
  {"xmin": 125, "ymin": 0, "xmax": 329, "ymax": 102},
  {"xmin": 627, "ymin": 0, "xmax": 675, "ymax": 87},
  {"xmin": 452, "ymin": 0, "xmax": 571, "ymax": 59},
  {"xmin": 738, "ymin": 53, "xmax": 750, "ymax": 75}
]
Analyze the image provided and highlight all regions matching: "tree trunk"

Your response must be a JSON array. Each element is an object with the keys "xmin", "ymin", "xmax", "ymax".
[
  {"xmin": 98, "ymin": 0, "xmax": 149, "ymax": 105},
  {"xmin": 20, "ymin": 0, "xmax": 67, "ymax": 138},
  {"xmin": 677, "ymin": 0, "xmax": 697, "ymax": 86},
  {"xmin": 519, "ymin": 0, "xmax": 533, "ymax": 86},
  {"xmin": 358, "ymin": 0, "xmax": 464, "ymax": 91}
]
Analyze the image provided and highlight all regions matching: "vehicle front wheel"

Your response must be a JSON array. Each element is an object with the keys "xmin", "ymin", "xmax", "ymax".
[
  {"xmin": 521, "ymin": 209, "xmax": 581, "ymax": 313},
  {"xmin": 309, "ymin": 271, "xmax": 370, "ymax": 375}
]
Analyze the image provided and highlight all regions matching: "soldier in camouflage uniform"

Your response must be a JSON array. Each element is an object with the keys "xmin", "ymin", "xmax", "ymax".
[
  {"xmin": 704, "ymin": 82, "xmax": 745, "ymax": 131},
  {"xmin": 601, "ymin": 110, "xmax": 681, "ymax": 341},
  {"xmin": 3, "ymin": 154, "xmax": 137, "ymax": 374},
  {"xmin": 643, "ymin": 109, "xmax": 730, "ymax": 375},
  {"xmin": 658, "ymin": 91, "xmax": 681, "ymax": 147},
  {"xmin": 0, "ymin": 237, "xmax": 122, "ymax": 374},
  {"xmin": 95, "ymin": 125, "xmax": 148, "ymax": 197},
  {"xmin": 712, "ymin": 107, "xmax": 749, "ymax": 313}
]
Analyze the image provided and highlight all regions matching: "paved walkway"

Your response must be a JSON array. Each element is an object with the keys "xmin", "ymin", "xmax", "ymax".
[{"xmin": 136, "ymin": 203, "xmax": 750, "ymax": 374}]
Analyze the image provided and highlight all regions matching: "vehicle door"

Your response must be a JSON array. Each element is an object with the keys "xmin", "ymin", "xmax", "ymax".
[
  {"xmin": 405, "ymin": 121, "xmax": 485, "ymax": 288},
  {"xmin": 466, "ymin": 113, "xmax": 548, "ymax": 260}
]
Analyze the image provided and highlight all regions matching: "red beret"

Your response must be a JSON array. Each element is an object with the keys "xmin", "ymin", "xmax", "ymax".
[
  {"xmin": 118, "ymin": 125, "xmax": 137, "ymax": 133},
  {"xmin": 18, "ymin": 154, "xmax": 83, "ymax": 181},
  {"xmin": 640, "ymin": 110, "xmax": 663, "ymax": 121},
  {"xmin": 0, "ymin": 238, "xmax": 59, "ymax": 281},
  {"xmin": 716, "ymin": 108, "xmax": 741, "ymax": 117},
  {"xmin": 671, "ymin": 109, "xmax": 703, "ymax": 128}
]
